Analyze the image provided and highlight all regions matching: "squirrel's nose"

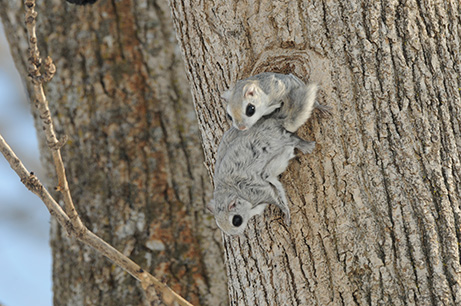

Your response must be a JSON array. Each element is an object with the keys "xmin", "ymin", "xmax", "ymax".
[{"xmin": 237, "ymin": 125, "xmax": 247, "ymax": 131}]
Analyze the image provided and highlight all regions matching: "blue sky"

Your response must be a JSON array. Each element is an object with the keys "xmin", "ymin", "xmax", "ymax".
[{"xmin": 0, "ymin": 24, "xmax": 52, "ymax": 306}]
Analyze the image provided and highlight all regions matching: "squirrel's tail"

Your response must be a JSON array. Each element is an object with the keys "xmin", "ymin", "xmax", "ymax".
[{"xmin": 283, "ymin": 83, "xmax": 318, "ymax": 133}]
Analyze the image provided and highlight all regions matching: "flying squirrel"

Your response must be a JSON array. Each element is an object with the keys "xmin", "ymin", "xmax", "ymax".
[
  {"xmin": 222, "ymin": 72, "xmax": 330, "ymax": 132},
  {"xmin": 208, "ymin": 116, "xmax": 315, "ymax": 236}
]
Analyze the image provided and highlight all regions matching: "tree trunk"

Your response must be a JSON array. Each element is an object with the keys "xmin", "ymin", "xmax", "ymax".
[
  {"xmin": 169, "ymin": 0, "xmax": 461, "ymax": 305},
  {"xmin": 0, "ymin": 1, "xmax": 227, "ymax": 305}
]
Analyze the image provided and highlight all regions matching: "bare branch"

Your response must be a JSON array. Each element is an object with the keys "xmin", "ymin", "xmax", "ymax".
[
  {"xmin": 0, "ymin": 134, "xmax": 73, "ymax": 234},
  {"xmin": 24, "ymin": 0, "xmax": 84, "ymax": 234},
  {"xmin": 0, "ymin": 134, "xmax": 193, "ymax": 306},
  {"xmin": 0, "ymin": 1, "xmax": 198, "ymax": 305}
]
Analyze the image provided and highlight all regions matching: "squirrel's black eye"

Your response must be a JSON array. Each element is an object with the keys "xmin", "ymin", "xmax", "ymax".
[
  {"xmin": 246, "ymin": 104, "xmax": 255, "ymax": 117},
  {"xmin": 232, "ymin": 215, "xmax": 243, "ymax": 227},
  {"xmin": 227, "ymin": 113, "xmax": 233, "ymax": 121}
]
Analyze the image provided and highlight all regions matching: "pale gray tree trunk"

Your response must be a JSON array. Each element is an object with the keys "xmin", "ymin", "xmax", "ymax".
[
  {"xmin": 0, "ymin": 1, "xmax": 227, "ymax": 305},
  {"xmin": 169, "ymin": 0, "xmax": 461, "ymax": 305}
]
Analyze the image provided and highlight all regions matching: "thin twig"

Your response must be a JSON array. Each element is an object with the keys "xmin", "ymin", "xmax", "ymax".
[
  {"xmin": 24, "ymin": 0, "xmax": 84, "ymax": 235},
  {"xmin": 0, "ymin": 134, "xmax": 73, "ymax": 233},
  {"xmin": 0, "ymin": 1, "xmax": 196, "ymax": 305},
  {"xmin": 0, "ymin": 134, "xmax": 193, "ymax": 306}
]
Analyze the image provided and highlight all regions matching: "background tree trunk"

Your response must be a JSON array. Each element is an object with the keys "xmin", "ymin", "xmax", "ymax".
[
  {"xmin": 1, "ymin": 1, "xmax": 227, "ymax": 305},
  {"xmin": 169, "ymin": 0, "xmax": 461, "ymax": 305}
]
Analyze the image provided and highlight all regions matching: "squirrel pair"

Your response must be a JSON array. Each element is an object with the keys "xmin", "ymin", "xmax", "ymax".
[
  {"xmin": 67, "ymin": 0, "xmax": 327, "ymax": 236},
  {"xmin": 209, "ymin": 72, "xmax": 329, "ymax": 236}
]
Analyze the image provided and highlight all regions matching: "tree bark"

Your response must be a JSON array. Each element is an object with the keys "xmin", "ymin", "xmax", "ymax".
[
  {"xmin": 169, "ymin": 0, "xmax": 461, "ymax": 305},
  {"xmin": 0, "ymin": 1, "xmax": 227, "ymax": 305}
]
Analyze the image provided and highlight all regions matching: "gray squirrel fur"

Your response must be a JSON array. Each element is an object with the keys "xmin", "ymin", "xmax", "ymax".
[
  {"xmin": 222, "ymin": 72, "xmax": 330, "ymax": 132},
  {"xmin": 208, "ymin": 117, "xmax": 315, "ymax": 236}
]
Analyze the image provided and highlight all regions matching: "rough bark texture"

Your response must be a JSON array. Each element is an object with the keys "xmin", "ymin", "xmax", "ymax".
[
  {"xmin": 169, "ymin": 0, "xmax": 461, "ymax": 305},
  {"xmin": 1, "ymin": 1, "xmax": 227, "ymax": 305}
]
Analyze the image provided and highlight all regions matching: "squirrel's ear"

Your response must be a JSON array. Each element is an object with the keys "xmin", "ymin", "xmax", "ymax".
[
  {"xmin": 228, "ymin": 200, "xmax": 236, "ymax": 211},
  {"xmin": 207, "ymin": 200, "xmax": 215, "ymax": 213},
  {"xmin": 243, "ymin": 83, "xmax": 258, "ymax": 98},
  {"xmin": 221, "ymin": 89, "xmax": 232, "ymax": 102}
]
